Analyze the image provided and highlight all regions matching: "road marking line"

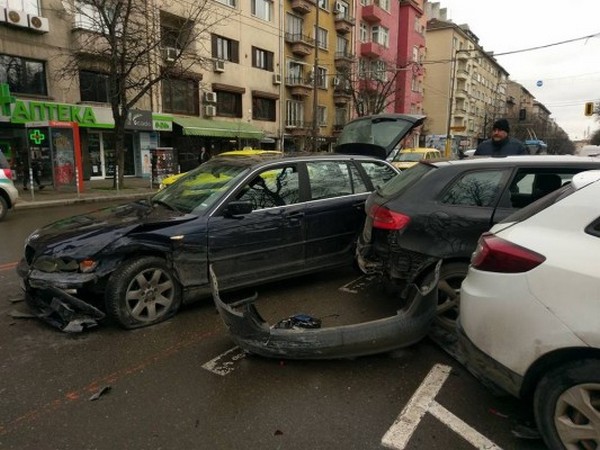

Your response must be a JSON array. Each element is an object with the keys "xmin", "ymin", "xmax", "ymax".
[
  {"xmin": 0, "ymin": 262, "xmax": 18, "ymax": 272},
  {"xmin": 381, "ymin": 363, "xmax": 501, "ymax": 450},
  {"xmin": 202, "ymin": 346, "xmax": 246, "ymax": 376},
  {"xmin": 429, "ymin": 401, "xmax": 502, "ymax": 449}
]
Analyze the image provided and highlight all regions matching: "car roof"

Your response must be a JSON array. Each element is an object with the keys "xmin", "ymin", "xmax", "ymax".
[{"xmin": 428, "ymin": 154, "xmax": 600, "ymax": 169}]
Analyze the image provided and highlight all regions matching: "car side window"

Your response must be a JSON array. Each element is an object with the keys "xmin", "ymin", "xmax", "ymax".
[
  {"xmin": 441, "ymin": 170, "xmax": 505, "ymax": 207},
  {"xmin": 359, "ymin": 161, "xmax": 397, "ymax": 190},
  {"xmin": 307, "ymin": 161, "xmax": 355, "ymax": 200},
  {"xmin": 508, "ymin": 169, "xmax": 580, "ymax": 208},
  {"xmin": 236, "ymin": 165, "xmax": 300, "ymax": 209}
]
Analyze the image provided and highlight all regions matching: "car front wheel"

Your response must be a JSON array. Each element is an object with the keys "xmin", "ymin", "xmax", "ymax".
[
  {"xmin": 534, "ymin": 359, "xmax": 600, "ymax": 449},
  {"xmin": 106, "ymin": 257, "xmax": 182, "ymax": 329},
  {"xmin": 0, "ymin": 195, "xmax": 7, "ymax": 221}
]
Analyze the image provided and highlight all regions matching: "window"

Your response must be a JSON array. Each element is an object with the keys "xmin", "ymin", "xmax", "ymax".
[
  {"xmin": 335, "ymin": 1, "xmax": 349, "ymax": 16},
  {"xmin": 237, "ymin": 165, "xmax": 300, "ymax": 209},
  {"xmin": 285, "ymin": 13, "xmax": 303, "ymax": 36},
  {"xmin": 412, "ymin": 46, "xmax": 419, "ymax": 62},
  {"xmin": 0, "ymin": 54, "xmax": 47, "ymax": 96},
  {"xmin": 359, "ymin": 161, "xmax": 396, "ymax": 190},
  {"xmin": 251, "ymin": 0, "xmax": 272, "ymax": 21},
  {"xmin": 441, "ymin": 170, "xmax": 505, "ymax": 207},
  {"xmin": 212, "ymin": 35, "xmax": 239, "ymax": 63},
  {"xmin": 315, "ymin": 26, "xmax": 328, "ymax": 50},
  {"xmin": 308, "ymin": 161, "xmax": 354, "ymax": 200},
  {"xmin": 378, "ymin": 0, "xmax": 390, "ymax": 11},
  {"xmin": 371, "ymin": 26, "xmax": 389, "ymax": 47},
  {"xmin": 317, "ymin": 106, "xmax": 327, "ymax": 126},
  {"xmin": 317, "ymin": 0, "xmax": 328, "ymax": 9},
  {"xmin": 336, "ymin": 36, "xmax": 349, "ymax": 55},
  {"xmin": 79, "ymin": 71, "xmax": 110, "ymax": 103},
  {"xmin": 252, "ymin": 96, "xmax": 276, "ymax": 121},
  {"xmin": 214, "ymin": 0, "xmax": 236, "ymax": 7},
  {"xmin": 371, "ymin": 60, "xmax": 386, "ymax": 81},
  {"xmin": 161, "ymin": 78, "xmax": 199, "ymax": 115},
  {"xmin": 335, "ymin": 107, "xmax": 348, "ymax": 127},
  {"xmin": 359, "ymin": 22, "xmax": 368, "ymax": 43},
  {"xmin": 252, "ymin": 47, "xmax": 274, "ymax": 71},
  {"xmin": 3, "ymin": 0, "xmax": 39, "ymax": 14},
  {"xmin": 287, "ymin": 60, "xmax": 306, "ymax": 84},
  {"xmin": 215, "ymin": 90, "xmax": 242, "ymax": 117},
  {"xmin": 316, "ymin": 66, "xmax": 327, "ymax": 88},
  {"xmin": 286, "ymin": 100, "xmax": 304, "ymax": 127}
]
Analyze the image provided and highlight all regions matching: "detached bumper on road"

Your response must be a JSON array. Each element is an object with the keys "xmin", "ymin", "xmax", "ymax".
[{"xmin": 210, "ymin": 264, "xmax": 440, "ymax": 360}]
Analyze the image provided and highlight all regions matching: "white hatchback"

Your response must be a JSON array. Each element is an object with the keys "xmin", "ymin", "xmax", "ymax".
[
  {"xmin": 0, "ymin": 149, "xmax": 19, "ymax": 221},
  {"xmin": 459, "ymin": 169, "xmax": 600, "ymax": 450}
]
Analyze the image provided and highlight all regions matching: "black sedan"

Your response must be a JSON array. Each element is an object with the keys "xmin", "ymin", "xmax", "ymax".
[{"xmin": 17, "ymin": 152, "xmax": 400, "ymax": 331}]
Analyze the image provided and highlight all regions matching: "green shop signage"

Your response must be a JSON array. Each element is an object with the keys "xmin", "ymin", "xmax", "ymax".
[{"xmin": 0, "ymin": 83, "xmax": 172, "ymax": 131}]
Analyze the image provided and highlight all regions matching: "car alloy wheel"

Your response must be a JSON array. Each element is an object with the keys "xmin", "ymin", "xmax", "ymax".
[
  {"xmin": 106, "ymin": 256, "xmax": 181, "ymax": 329},
  {"xmin": 534, "ymin": 359, "xmax": 600, "ymax": 449},
  {"xmin": 435, "ymin": 262, "xmax": 468, "ymax": 331}
]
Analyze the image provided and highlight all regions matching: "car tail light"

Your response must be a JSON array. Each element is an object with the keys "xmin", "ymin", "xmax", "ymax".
[
  {"xmin": 471, "ymin": 233, "xmax": 546, "ymax": 273},
  {"xmin": 2, "ymin": 168, "xmax": 13, "ymax": 180},
  {"xmin": 369, "ymin": 205, "xmax": 411, "ymax": 230}
]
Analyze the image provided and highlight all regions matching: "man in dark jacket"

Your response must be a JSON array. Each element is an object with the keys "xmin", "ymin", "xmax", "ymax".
[{"xmin": 474, "ymin": 119, "xmax": 527, "ymax": 156}]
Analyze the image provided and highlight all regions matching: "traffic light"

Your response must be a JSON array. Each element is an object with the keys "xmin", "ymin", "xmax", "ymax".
[{"xmin": 585, "ymin": 102, "xmax": 595, "ymax": 117}]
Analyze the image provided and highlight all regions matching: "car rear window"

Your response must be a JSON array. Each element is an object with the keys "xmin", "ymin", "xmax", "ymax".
[{"xmin": 378, "ymin": 162, "xmax": 434, "ymax": 198}]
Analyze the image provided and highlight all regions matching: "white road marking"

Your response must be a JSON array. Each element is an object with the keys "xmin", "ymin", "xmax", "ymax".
[
  {"xmin": 201, "ymin": 346, "xmax": 246, "ymax": 376},
  {"xmin": 382, "ymin": 363, "xmax": 502, "ymax": 450}
]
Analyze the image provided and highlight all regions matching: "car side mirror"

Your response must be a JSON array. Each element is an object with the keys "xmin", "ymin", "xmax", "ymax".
[{"xmin": 224, "ymin": 200, "xmax": 253, "ymax": 218}]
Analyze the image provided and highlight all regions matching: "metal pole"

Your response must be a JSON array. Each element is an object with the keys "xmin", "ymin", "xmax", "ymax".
[
  {"xmin": 75, "ymin": 165, "xmax": 81, "ymax": 199},
  {"xmin": 116, "ymin": 165, "xmax": 120, "ymax": 193},
  {"xmin": 444, "ymin": 48, "xmax": 457, "ymax": 158},
  {"xmin": 312, "ymin": 1, "xmax": 319, "ymax": 152},
  {"xmin": 28, "ymin": 166, "xmax": 35, "ymax": 200}
]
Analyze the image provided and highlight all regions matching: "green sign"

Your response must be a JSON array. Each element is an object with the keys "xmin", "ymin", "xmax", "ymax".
[
  {"xmin": 11, "ymin": 101, "xmax": 98, "ymax": 125},
  {"xmin": 29, "ymin": 129, "xmax": 46, "ymax": 144},
  {"xmin": 0, "ymin": 83, "xmax": 16, "ymax": 116}
]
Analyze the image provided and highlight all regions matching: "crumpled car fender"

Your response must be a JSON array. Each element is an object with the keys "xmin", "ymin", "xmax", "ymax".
[{"xmin": 210, "ymin": 262, "xmax": 440, "ymax": 360}]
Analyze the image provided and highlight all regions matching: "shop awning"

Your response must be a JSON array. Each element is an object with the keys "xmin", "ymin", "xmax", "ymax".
[{"xmin": 172, "ymin": 116, "xmax": 264, "ymax": 139}]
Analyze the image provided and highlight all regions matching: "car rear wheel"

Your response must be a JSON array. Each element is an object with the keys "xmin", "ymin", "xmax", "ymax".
[
  {"xmin": 534, "ymin": 359, "xmax": 600, "ymax": 450},
  {"xmin": 106, "ymin": 257, "xmax": 181, "ymax": 329},
  {"xmin": 0, "ymin": 196, "xmax": 7, "ymax": 221},
  {"xmin": 435, "ymin": 262, "xmax": 468, "ymax": 331}
]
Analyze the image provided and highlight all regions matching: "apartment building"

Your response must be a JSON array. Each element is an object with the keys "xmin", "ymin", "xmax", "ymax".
[{"xmin": 422, "ymin": 6, "xmax": 509, "ymax": 153}]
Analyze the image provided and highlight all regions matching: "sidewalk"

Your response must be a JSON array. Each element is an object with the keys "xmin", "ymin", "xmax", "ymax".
[{"xmin": 14, "ymin": 177, "xmax": 157, "ymax": 210}]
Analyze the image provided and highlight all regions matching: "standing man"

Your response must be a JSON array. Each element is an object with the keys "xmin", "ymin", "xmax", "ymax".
[{"xmin": 474, "ymin": 119, "xmax": 527, "ymax": 156}]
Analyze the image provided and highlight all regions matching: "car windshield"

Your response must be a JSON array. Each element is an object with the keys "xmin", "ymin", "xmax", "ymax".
[
  {"xmin": 395, "ymin": 153, "xmax": 425, "ymax": 162},
  {"xmin": 151, "ymin": 158, "xmax": 252, "ymax": 214}
]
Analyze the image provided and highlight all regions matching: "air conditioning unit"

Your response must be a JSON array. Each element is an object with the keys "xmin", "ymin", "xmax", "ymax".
[
  {"xmin": 5, "ymin": 9, "xmax": 28, "ymax": 27},
  {"xmin": 334, "ymin": 2, "xmax": 342, "ymax": 12},
  {"xmin": 272, "ymin": 73, "xmax": 282, "ymax": 85},
  {"xmin": 213, "ymin": 60, "xmax": 225, "ymax": 73},
  {"xmin": 204, "ymin": 105, "xmax": 217, "ymax": 117},
  {"xmin": 204, "ymin": 91, "xmax": 217, "ymax": 103},
  {"xmin": 28, "ymin": 14, "xmax": 49, "ymax": 33},
  {"xmin": 164, "ymin": 47, "xmax": 178, "ymax": 62}
]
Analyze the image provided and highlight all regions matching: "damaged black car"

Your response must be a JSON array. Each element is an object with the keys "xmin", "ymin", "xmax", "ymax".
[{"xmin": 17, "ymin": 114, "xmax": 425, "ymax": 332}]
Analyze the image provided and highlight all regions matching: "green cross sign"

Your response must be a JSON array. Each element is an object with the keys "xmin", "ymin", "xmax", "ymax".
[{"xmin": 29, "ymin": 129, "xmax": 46, "ymax": 145}]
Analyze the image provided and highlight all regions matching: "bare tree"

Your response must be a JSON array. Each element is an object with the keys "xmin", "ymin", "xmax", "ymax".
[
  {"xmin": 56, "ymin": 0, "xmax": 234, "ymax": 187},
  {"xmin": 336, "ymin": 60, "xmax": 416, "ymax": 117}
]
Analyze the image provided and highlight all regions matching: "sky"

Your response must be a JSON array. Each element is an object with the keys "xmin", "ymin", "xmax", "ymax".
[{"xmin": 434, "ymin": 0, "xmax": 600, "ymax": 141}]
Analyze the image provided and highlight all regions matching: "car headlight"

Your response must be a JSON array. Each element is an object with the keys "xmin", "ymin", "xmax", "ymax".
[{"xmin": 32, "ymin": 256, "xmax": 97, "ymax": 273}]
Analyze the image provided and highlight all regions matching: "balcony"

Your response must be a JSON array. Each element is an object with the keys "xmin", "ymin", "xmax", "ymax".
[
  {"xmin": 456, "ymin": 69, "xmax": 468, "ymax": 80},
  {"xmin": 71, "ymin": 29, "xmax": 111, "ymax": 56},
  {"xmin": 334, "ymin": 13, "xmax": 355, "ymax": 34},
  {"xmin": 361, "ymin": 3, "xmax": 385, "ymax": 23},
  {"xmin": 285, "ymin": 33, "xmax": 315, "ymax": 57},
  {"xmin": 334, "ymin": 51, "xmax": 355, "ymax": 69},
  {"xmin": 289, "ymin": 0, "xmax": 315, "ymax": 14},
  {"xmin": 333, "ymin": 88, "xmax": 352, "ymax": 105},
  {"xmin": 285, "ymin": 121, "xmax": 311, "ymax": 136},
  {"xmin": 285, "ymin": 76, "xmax": 313, "ymax": 96},
  {"xmin": 360, "ymin": 41, "xmax": 384, "ymax": 58}
]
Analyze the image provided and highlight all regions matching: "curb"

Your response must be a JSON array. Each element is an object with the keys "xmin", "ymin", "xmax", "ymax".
[{"xmin": 14, "ymin": 192, "xmax": 152, "ymax": 210}]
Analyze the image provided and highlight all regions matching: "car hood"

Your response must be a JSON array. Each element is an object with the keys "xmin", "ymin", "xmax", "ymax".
[
  {"xmin": 334, "ymin": 114, "xmax": 426, "ymax": 160},
  {"xmin": 26, "ymin": 199, "xmax": 195, "ymax": 257}
]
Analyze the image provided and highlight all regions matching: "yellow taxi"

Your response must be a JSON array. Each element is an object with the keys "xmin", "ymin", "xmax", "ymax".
[
  {"xmin": 158, "ymin": 148, "xmax": 281, "ymax": 189},
  {"xmin": 389, "ymin": 147, "xmax": 442, "ymax": 170}
]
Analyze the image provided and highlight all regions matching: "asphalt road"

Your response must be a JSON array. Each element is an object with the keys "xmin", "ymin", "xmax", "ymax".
[{"xmin": 0, "ymin": 203, "xmax": 548, "ymax": 449}]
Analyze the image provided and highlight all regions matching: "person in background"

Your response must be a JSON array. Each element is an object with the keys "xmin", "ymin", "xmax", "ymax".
[
  {"xmin": 199, "ymin": 146, "xmax": 211, "ymax": 164},
  {"xmin": 20, "ymin": 155, "xmax": 44, "ymax": 190},
  {"xmin": 474, "ymin": 119, "xmax": 527, "ymax": 156}
]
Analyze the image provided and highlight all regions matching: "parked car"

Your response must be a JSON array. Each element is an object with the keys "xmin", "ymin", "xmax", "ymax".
[
  {"xmin": 388, "ymin": 147, "xmax": 442, "ymax": 170},
  {"xmin": 356, "ymin": 155, "xmax": 600, "ymax": 329},
  {"xmin": 158, "ymin": 149, "xmax": 282, "ymax": 189},
  {"xmin": 17, "ymin": 115, "xmax": 430, "ymax": 332},
  {"xmin": 458, "ymin": 169, "xmax": 600, "ymax": 450},
  {"xmin": 0, "ymin": 149, "xmax": 19, "ymax": 221}
]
